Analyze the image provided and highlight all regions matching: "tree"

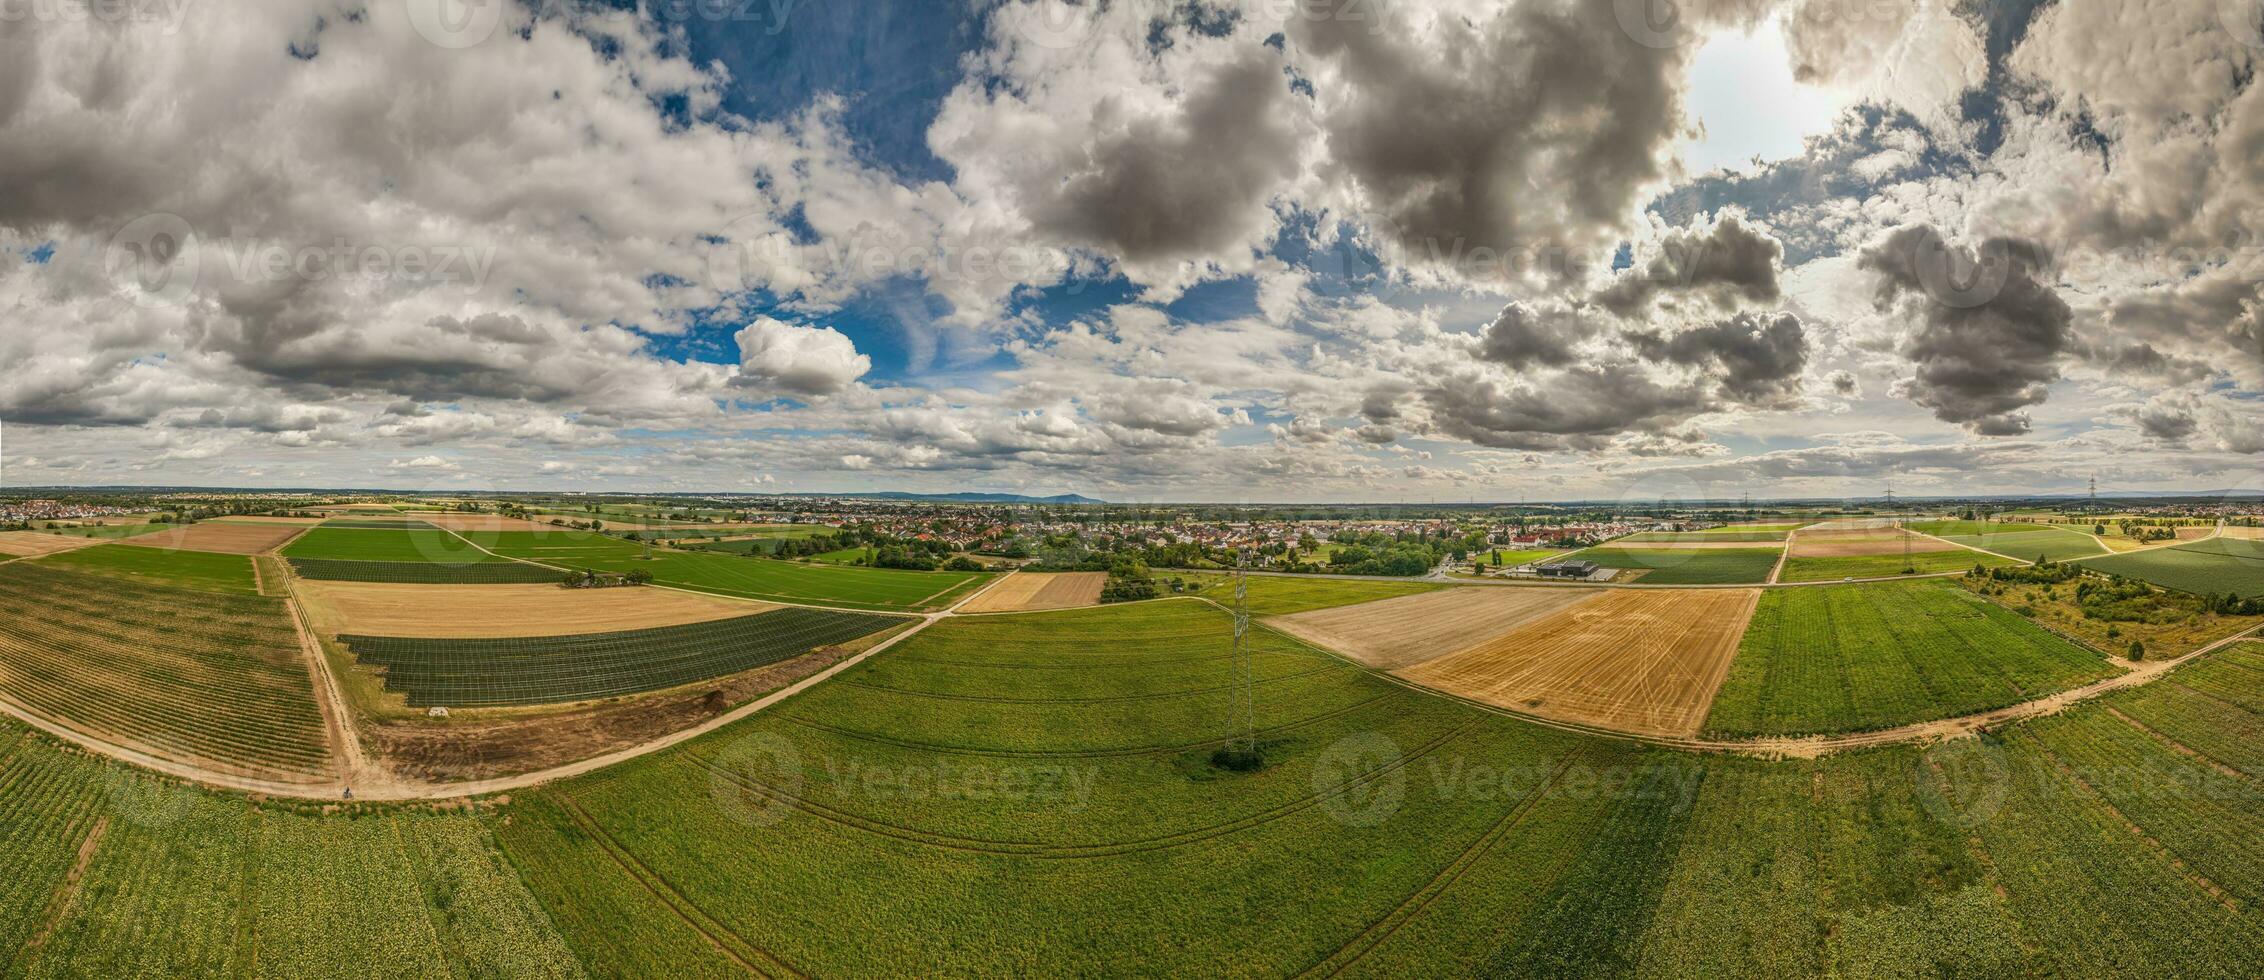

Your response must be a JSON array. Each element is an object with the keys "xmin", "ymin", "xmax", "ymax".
[
  {"xmin": 2127, "ymin": 640, "xmax": 2146, "ymax": 662},
  {"xmin": 624, "ymin": 568, "xmax": 654, "ymax": 586}
]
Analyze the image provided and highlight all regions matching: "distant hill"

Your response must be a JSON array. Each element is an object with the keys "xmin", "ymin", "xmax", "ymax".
[{"xmin": 777, "ymin": 491, "xmax": 1107, "ymax": 505}]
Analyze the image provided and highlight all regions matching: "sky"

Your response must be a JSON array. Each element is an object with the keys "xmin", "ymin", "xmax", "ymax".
[{"xmin": 1, "ymin": 0, "xmax": 2261, "ymax": 503}]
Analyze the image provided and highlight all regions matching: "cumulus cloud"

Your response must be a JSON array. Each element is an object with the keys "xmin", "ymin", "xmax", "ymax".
[
  {"xmin": 1291, "ymin": 0, "xmax": 1730, "ymax": 282},
  {"xmin": 733, "ymin": 317, "xmax": 871, "ymax": 397},
  {"xmin": 1476, "ymin": 301, "xmax": 1601, "ymax": 370},
  {"xmin": 1594, "ymin": 212, "xmax": 1785, "ymax": 316},
  {"xmin": 1629, "ymin": 311, "xmax": 1811, "ymax": 407},
  {"xmin": 1859, "ymin": 225, "xmax": 2073, "ymax": 436}
]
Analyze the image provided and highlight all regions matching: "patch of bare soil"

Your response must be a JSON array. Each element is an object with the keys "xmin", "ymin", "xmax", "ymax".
[{"xmin": 366, "ymin": 644, "xmax": 865, "ymax": 782}]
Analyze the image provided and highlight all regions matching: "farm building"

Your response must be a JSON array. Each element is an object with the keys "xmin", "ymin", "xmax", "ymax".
[{"xmin": 1535, "ymin": 559, "xmax": 1600, "ymax": 579}]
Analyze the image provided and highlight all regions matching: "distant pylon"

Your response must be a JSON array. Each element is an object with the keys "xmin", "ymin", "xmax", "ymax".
[{"xmin": 1235, "ymin": 568, "xmax": 1255, "ymax": 744}]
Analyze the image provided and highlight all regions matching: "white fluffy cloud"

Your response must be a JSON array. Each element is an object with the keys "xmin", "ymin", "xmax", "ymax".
[{"xmin": 733, "ymin": 317, "xmax": 871, "ymax": 397}]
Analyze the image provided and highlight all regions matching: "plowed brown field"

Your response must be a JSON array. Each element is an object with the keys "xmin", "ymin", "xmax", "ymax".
[
  {"xmin": 115, "ymin": 522, "xmax": 308, "ymax": 555},
  {"xmin": 1396, "ymin": 589, "xmax": 1761, "ymax": 737},
  {"xmin": 1266, "ymin": 587, "xmax": 1602, "ymax": 669},
  {"xmin": 0, "ymin": 532, "xmax": 104, "ymax": 558},
  {"xmin": 1788, "ymin": 527, "xmax": 1957, "ymax": 557},
  {"xmin": 958, "ymin": 572, "xmax": 1108, "ymax": 613},
  {"xmin": 293, "ymin": 581, "xmax": 776, "ymax": 638}
]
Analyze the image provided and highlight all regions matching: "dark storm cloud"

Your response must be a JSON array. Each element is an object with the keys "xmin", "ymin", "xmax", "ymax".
[
  {"xmin": 1028, "ymin": 48, "xmax": 1303, "ymax": 264},
  {"xmin": 1628, "ymin": 311, "xmax": 1810, "ymax": 407},
  {"xmin": 1421, "ymin": 363, "xmax": 1711, "ymax": 452},
  {"xmin": 1594, "ymin": 214, "xmax": 1784, "ymax": 316},
  {"xmin": 2133, "ymin": 399, "xmax": 2199, "ymax": 442},
  {"xmin": 1476, "ymin": 301, "xmax": 1598, "ymax": 370},
  {"xmin": 1859, "ymin": 225, "xmax": 2072, "ymax": 436},
  {"xmin": 1293, "ymin": 0, "xmax": 1714, "ymax": 273}
]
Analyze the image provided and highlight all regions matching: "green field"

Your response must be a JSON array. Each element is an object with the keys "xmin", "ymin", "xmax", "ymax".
[
  {"xmin": 1565, "ymin": 546, "xmax": 1783, "ymax": 584},
  {"xmin": 478, "ymin": 529, "xmax": 991, "ymax": 611},
  {"xmin": 1177, "ymin": 571, "xmax": 1445, "ymax": 615},
  {"xmin": 0, "ymin": 725, "xmax": 582, "ymax": 977},
  {"xmin": 807, "ymin": 546, "xmax": 872, "ymax": 564},
  {"xmin": 3, "ymin": 598, "xmax": 2264, "ymax": 971},
  {"xmin": 1705, "ymin": 581, "xmax": 2120, "ymax": 737},
  {"xmin": 0, "ymin": 563, "xmax": 331, "ymax": 779},
  {"xmin": 341, "ymin": 608, "xmax": 904, "ymax": 707},
  {"xmin": 1620, "ymin": 526, "xmax": 1796, "ymax": 543},
  {"xmin": 1930, "ymin": 526, "xmax": 2106, "ymax": 562},
  {"xmin": 1778, "ymin": 549, "xmax": 2016, "ymax": 583},
  {"xmin": 482, "ymin": 599, "xmax": 2264, "ymax": 975},
  {"xmin": 35, "ymin": 544, "xmax": 259, "ymax": 594},
  {"xmin": 23, "ymin": 523, "xmax": 175, "ymax": 540},
  {"xmin": 2082, "ymin": 541, "xmax": 2264, "ymax": 598},
  {"xmin": 284, "ymin": 558, "xmax": 569, "ymax": 585},
  {"xmin": 282, "ymin": 526, "xmax": 513, "ymax": 564},
  {"xmin": 1907, "ymin": 520, "xmax": 2057, "ymax": 537}
]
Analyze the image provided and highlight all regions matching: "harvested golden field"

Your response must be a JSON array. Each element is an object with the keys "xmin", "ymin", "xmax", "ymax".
[
  {"xmin": 1397, "ymin": 588, "xmax": 1760, "ymax": 737},
  {"xmin": 114, "ymin": 522, "xmax": 308, "ymax": 555},
  {"xmin": 1266, "ymin": 586, "xmax": 1601, "ymax": 669},
  {"xmin": 1789, "ymin": 527, "xmax": 1959, "ymax": 557},
  {"xmin": 209, "ymin": 516, "xmax": 327, "ymax": 525},
  {"xmin": 958, "ymin": 571, "xmax": 1108, "ymax": 613},
  {"xmin": 293, "ymin": 581, "xmax": 776, "ymax": 638},
  {"xmin": 2223, "ymin": 525, "xmax": 2264, "ymax": 540},
  {"xmin": 2175, "ymin": 526, "xmax": 2215, "ymax": 540},
  {"xmin": 0, "ymin": 532, "xmax": 103, "ymax": 558}
]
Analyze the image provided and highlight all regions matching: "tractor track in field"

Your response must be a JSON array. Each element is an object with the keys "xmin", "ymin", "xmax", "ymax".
[
  {"xmin": 1297, "ymin": 751, "xmax": 1584, "ymax": 977},
  {"xmin": 838, "ymin": 661, "xmax": 1349, "ymax": 704},
  {"xmin": 777, "ymin": 690, "xmax": 1402, "ymax": 760},
  {"xmin": 687, "ymin": 719, "xmax": 1482, "ymax": 860},
  {"xmin": 556, "ymin": 793, "xmax": 803, "ymax": 977}
]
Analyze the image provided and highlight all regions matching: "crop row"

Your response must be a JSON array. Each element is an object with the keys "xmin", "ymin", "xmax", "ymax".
[
  {"xmin": 287, "ymin": 557, "xmax": 567, "ymax": 584},
  {"xmin": 0, "ymin": 564, "xmax": 331, "ymax": 778},
  {"xmin": 1705, "ymin": 582, "xmax": 2117, "ymax": 737},
  {"xmin": 340, "ymin": 607, "xmax": 902, "ymax": 706}
]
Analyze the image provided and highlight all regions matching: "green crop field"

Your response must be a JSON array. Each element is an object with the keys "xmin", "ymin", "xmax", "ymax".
[
  {"xmin": 1907, "ymin": 520, "xmax": 2057, "ymax": 536},
  {"xmin": 319, "ymin": 516, "xmax": 434, "ymax": 528},
  {"xmin": 0, "ymin": 563, "xmax": 331, "ymax": 779},
  {"xmin": 2, "ymin": 595, "xmax": 2262, "ymax": 971},
  {"xmin": 285, "ymin": 557, "xmax": 570, "ymax": 585},
  {"xmin": 340, "ymin": 607, "xmax": 904, "ymax": 707},
  {"xmin": 0, "ymin": 724, "xmax": 583, "ymax": 977},
  {"xmin": 478, "ymin": 529, "xmax": 991, "ymax": 611},
  {"xmin": 35, "ymin": 544, "xmax": 259, "ymax": 594},
  {"xmin": 282, "ymin": 525, "xmax": 514, "ymax": 564},
  {"xmin": 1565, "ymin": 546, "xmax": 1782, "ymax": 584},
  {"xmin": 24, "ymin": 523, "xmax": 176, "ymax": 540},
  {"xmin": 2082, "ymin": 543, "xmax": 2264, "ymax": 597},
  {"xmin": 474, "ymin": 599, "xmax": 2264, "ymax": 975},
  {"xmin": 1176, "ymin": 571, "xmax": 1445, "ymax": 615},
  {"xmin": 1778, "ymin": 549, "xmax": 2015, "ymax": 582},
  {"xmin": 1704, "ymin": 581, "xmax": 2119, "ymax": 737},
  {"xmin": 1621, "ymin": 527, "xmax": 1794, "ymax": 543},
  {"xmin": 1930, "ymin": 526, "xmax": 2106, "ymax": 562}
]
